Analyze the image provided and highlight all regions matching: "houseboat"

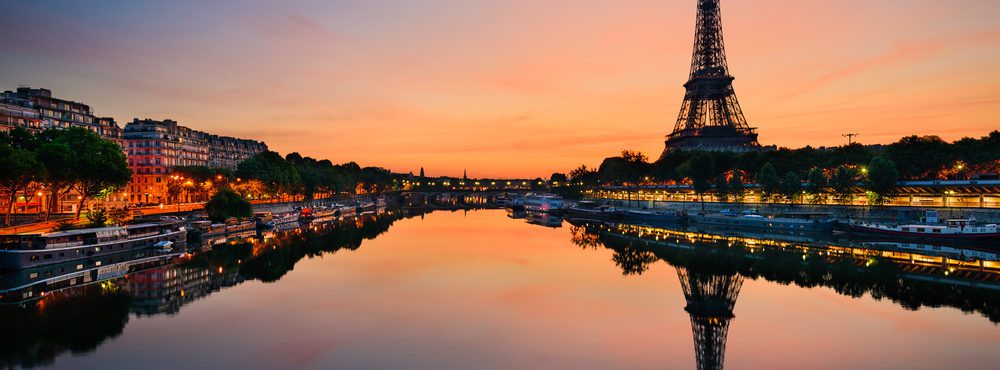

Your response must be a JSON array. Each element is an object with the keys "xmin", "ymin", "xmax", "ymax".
[
  {"xmin": 506, "ymin": 197, "xmax": 526, "ymax": 212},
  {"xmin": 299, "ymin": 206, "xmax": 336, "ymax": 222},
  {"xmin": 336, "ymin": 204, "xmax": 357, "ymax": 217},
  {"xmin": 849, "ymin": 218, "xmax": 1000, "ymax": 242},
  {"xmin": 0, "ymin": 221, "xmax": 187, "ymax": 270},
  {"xmin": 690, "ymin": 210, "xmax": 836, "ymax": 233},
  {"xmin": 522, "ymin": 193, "xmax": 565, "ymax": 214},
  {"xmin": 567, "ymin": 201, "xmax": 625, "ymax": 221},
  {"xmin": 356, "ymin": 201, "xmax": 376, "ymax": 213},
  {"xmin": 623, "ymin": 209, "xmax": 688, "ymax": 225},
  {"xmin": 253, "ymin": 211, "xmax": 274, "ymax": 229},
  {"xmin": 258, "ymin": 212, "xmax": 299, "ymax": 229}
]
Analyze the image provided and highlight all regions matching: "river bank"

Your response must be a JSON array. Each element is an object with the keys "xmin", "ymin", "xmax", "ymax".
[{"xmin": 591, "ymin": 198, "xmax": 1000, "ymax": 223}]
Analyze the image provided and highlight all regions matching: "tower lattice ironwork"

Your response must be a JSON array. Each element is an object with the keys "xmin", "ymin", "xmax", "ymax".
[
  {"xmin": 664, "ymin": 0, "xmax": 760, "ymax": 155},
  {"xmin": 676, "ymin": 266, "xmax": 745, "ymax": 370}
]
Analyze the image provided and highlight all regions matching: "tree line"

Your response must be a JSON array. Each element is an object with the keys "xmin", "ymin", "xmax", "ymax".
[
  {"xmin": 555, "ymin": 131, "xmax": 999, "ymax": 206},
  {"xmin": 0, "ymin": 127, "xmax": 130, "ymax": 225},
  {"xmin": 230, "ymin": 151, "xmax": 397, "ymax": 201}
]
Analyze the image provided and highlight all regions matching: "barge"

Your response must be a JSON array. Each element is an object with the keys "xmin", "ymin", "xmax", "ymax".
[
  {"xmin": 689, "ymin": 210, "xmax": 836, "ymax": 233},
  {"xmin": 849, "ymin": 218, "xmax": 1000, "ymax": 242},
  {"xmin": 0, "ymin": 221, "xmax": 187, "ymax": 270},
  {"xmin": 566, "ymin": 201, "xmax": 624, "ymax": 221}
]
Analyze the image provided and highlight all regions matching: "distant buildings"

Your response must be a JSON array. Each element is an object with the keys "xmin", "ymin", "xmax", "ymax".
[
  {"xmin": 1, "ymin": 86, "xmax": 267, "ymax": 210},
  {"xmin": 124, "ymin": 118, "xmax": 267, "ymax": 204},
  {"xmin": 1, "ymin": 87, "xmax": 124, "ymax": 148}
]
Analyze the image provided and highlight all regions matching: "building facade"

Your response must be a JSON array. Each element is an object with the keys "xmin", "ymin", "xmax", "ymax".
[
  {"xmin": 0, "ymin": 87, "xmax": 128, "ymax": 214},
  {"xmin": 0, "ymin": 86, "xmax": 267, "ymax": 215},
  {"xmin": 0, "ymin": 87, "xmax": 125, "ymax": 148},
  {"xmin": 124, "ymin": 119, "xmax": 266, "ymax": 204}
]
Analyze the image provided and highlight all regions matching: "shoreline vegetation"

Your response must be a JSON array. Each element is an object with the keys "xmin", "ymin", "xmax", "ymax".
[
  {"xmin": 553, "ymin": 131, "xmax": 1000, "ymax": 206},
  {"xmin": 5, "ymin": 126, "xmax": 1000, "ymax": 229}
]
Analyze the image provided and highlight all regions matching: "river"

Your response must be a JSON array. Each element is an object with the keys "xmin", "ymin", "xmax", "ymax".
[{"xmin": 2, "ymin": 208, "xmax": 998, "ymax": 369}]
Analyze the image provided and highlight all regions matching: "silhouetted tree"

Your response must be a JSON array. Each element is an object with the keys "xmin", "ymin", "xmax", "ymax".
[{"xmin": 866, "ymin": 157, "xmax": 899, "ymax": 206}]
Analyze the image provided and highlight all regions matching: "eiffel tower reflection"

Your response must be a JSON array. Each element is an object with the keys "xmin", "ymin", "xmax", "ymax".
[{"xmin": 676, "ymin": 266, "xmax": 744, "ymax": 370}]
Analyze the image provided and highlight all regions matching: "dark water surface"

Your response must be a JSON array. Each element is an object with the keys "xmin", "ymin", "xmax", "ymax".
[{"xmin": 2, "ymin": 209, "xmax": 998, "ymax": 369}]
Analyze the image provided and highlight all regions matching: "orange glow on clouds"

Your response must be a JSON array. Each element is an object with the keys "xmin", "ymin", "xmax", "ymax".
[{"xmin": 1, "ymin": 0, "xmax": 998, "ymax": 177}]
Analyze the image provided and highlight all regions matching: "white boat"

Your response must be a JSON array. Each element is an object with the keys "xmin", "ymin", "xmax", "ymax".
[
  {"xmin": 154, "ymin": 240, "xmax": 174, "ymax": 252},
  {"xmin": 522, "ymin": 193, "xmax": 565, "ymax": 214}
]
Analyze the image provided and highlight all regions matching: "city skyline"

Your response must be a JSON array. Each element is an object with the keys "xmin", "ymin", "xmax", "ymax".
[{"xmin": 2, "ymin": 0, "xmax": 998, "ymax": 177}]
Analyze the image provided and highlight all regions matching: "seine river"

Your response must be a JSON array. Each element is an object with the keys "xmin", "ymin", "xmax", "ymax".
[{"xmin": 2, "ymin": 209, "xmax": 999, "ymax": 369}]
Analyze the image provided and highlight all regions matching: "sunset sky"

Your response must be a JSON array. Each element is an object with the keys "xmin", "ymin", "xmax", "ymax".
[{"xmin": 2, "ymin": 0, "xmax": 998, "ymax": 178}]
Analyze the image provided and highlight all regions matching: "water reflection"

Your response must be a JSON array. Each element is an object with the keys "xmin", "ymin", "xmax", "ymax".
[
  {"xmin": 568, "ymin": 219, "xmax": 1000, "ymax": 369},
  {"xmin": 0, "ymin": 209, "xmax": 425, "ymax": 368},
  {"xmin": 0, "ymin": 209, "xmax": 997, "ymax": 369}
]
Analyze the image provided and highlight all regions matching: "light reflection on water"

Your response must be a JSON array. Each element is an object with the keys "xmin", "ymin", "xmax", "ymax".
[{"xmin": 2, "ymin": 209, "xmax": 998, "ymax": 370}]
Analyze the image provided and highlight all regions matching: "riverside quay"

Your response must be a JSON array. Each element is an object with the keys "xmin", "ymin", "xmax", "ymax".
[{"xmin": 594, "ymin": 179, "xmax": 1000, "ymax": 209}]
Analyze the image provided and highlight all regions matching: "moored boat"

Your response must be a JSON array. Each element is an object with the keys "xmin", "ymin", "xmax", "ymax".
[
  {"xmin": 299, "ymin": 206, "xmax": 337, "ymax": 222},
  {"xmin": 690, "ymin": 211, "xmax": 836, "ymax": 233},
  {"xmin": 0, "ymin": 221, "xmax": 187, "ymax": 270},
  {"xmin": 522, "ymin": 193, "xmax": 565, "ymax": 214},
  {"xmin": 567, "ymin": 201, "xmax": 624, "ymax": 221},
  {"xmin": 506, "ymin": 196, "xmax": 526, "ymax": 212},
  {"xmin": 623, "ymin": 209, "xmax": 687, "ymax": 225},
  {"xmin": 849, "ymin": 218, "xmax": 1000, "ymax": 241},
  {"xmin": 356, "ymin": 201, "xmax": 376, "ymax": 213}
]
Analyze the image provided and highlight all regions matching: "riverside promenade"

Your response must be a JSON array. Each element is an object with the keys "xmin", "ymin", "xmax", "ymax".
[
  {"xmin": 595, "ymin": 198, "xmax": 1000, "ymax": 223},
  {"xmin": 0, "ymin": 194, "xmax": 386, "ymax": 235}
]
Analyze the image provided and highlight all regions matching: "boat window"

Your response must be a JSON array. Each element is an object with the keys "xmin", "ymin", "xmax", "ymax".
[
  {"xmin": 29, "ymin": 272, "xmax": 38, "ymax": 279},
  {"xmin": 30, "ymin": 255, "xmax": 39, "ymax": 261},
  {"xmin": 933, "ymin": 229, "xmax": 941, "ymax": 233},
  {"xmin": 76, "ymin": 264, "xmax": 83, "ymax": 270}
]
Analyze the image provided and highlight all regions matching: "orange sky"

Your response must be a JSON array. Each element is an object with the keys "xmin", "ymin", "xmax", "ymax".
[{"xmin": 1, "ymin": 0, "xmax": 998, "ymax": 178}]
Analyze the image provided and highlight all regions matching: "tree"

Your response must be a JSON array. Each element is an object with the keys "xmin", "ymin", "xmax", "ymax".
[
  {"xmin": 620, "ymin": 150, "xmax": 648, "ymax": 164},
  {"xmin": 866, "ymin": 157, "xmax": 899, "ymax": 206},
  {"xmin": 204, "ymin": 188, "xmax": 252, "ymax": 222},
  {"xmin": 714, "ymin": 174, "xmax": 730, "ymax": 203},
  {"xmin": 569, "ymin": 164, "xmax": 598, "ymax": 185},
  {"xmin": 805, "ymin": 168, "xmax": 828, "ymax": 204},
  {"xmin": 85, "ymin": 206, "xmax": 108, "ymax": 228},
  {"xmin": 550, "ymin": 173, "xmax": 568, "ymax": 183},
  {"xmin": 57, "ymin": 128, "xmax": 131, "ymax": 220},
  {"xmin": 830, "ymin": 166, "xmax": 857, "ymax": 205},
  {"xmin": 236, "ymin": 151, "xmax": 301, "ymax": 199},
  {"xmin": 780, "ymin": 172, "xmax": 802, "ymax": 203},
  {"xmin": 35, "ymin": 135, "xmax": 75, "ymax": 220},
  {"xmin": 678, "ymin": 153, "xmax": 716, "ymax": 209},
  {"xmin": 729, "ymin": 172, "xmax": 745, "ymax": 203},
  {"xmin": 757, "ymin": 163, "xmax": 781, "ymax": 203},
  {"xmin": 108, "ymin": 207, "xmax": 130, "ymax": 226},
  {"xmin": 0, "ymin": 132, "xmax": 43, "ymax": 226}
]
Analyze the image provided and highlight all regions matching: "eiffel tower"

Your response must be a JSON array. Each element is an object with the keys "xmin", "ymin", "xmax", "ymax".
[
  {"xmin": 676, "ymin": 266, "xmax": 745, "ymax": 370},
  {"xmin": 664, "ymin": 0, "xmax": 760, "ymax": 155}
]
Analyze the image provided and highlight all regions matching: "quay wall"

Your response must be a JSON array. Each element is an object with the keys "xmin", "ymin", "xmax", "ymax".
[{"xmin": 593, "ymin": 198, "xmax": 1000, "ymax": 223}]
